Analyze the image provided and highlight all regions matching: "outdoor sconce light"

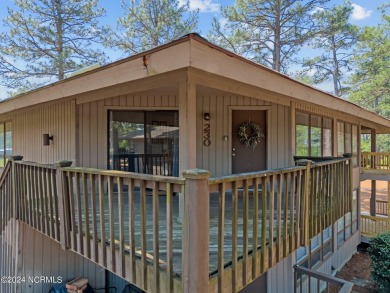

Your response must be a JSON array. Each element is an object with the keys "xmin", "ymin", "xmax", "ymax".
[
  {"xmin": 43, "ymin": 134, "xmax": 53, "ymax": 146},
  {"xmin": 203, "ymin": 112, "xmax": 210, "ymax": 121}
]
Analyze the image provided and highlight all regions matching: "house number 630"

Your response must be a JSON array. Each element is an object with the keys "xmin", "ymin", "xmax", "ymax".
[{"xmin": 203, "ymin": 123, "xmax": 211, "ymax": 146}]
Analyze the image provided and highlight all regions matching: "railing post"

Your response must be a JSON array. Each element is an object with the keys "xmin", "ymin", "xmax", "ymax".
[
  {"xmin": 344, "ymin": 154, "xmax": 353, "ymax": 214},
  {"xmin": 182, "ymin": 169, "xmax": 210, "ymax": 293},
  {"xmin": 295, "ymin": 159, "xmax": 312, "ymax": 245},
  {"xmin": 55, "ymin": 160, "xmax": 73, "ymax": 250},
  {"xmin": 10, "ymin": 155, "xmax": 23, "ymax": 219}
]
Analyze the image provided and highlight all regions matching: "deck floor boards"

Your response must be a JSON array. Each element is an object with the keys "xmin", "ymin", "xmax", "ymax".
[{"xmin": 71, "ymin": 189, "xmax": 292, "ymax": 276}]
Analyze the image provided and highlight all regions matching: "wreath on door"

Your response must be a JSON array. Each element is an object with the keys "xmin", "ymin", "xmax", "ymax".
[{"xmin": 237, "ymin": 121, "xmax": 265, "ymax": 149}]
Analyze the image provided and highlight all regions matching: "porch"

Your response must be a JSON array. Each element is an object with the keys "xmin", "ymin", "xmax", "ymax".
[
  {"xmin": 0, "ymin": 156, "xmax": 353, "ymax": 293},
  {"xmin": 360, "ymin": 152, "xmax": 390, "ymax": 238}
]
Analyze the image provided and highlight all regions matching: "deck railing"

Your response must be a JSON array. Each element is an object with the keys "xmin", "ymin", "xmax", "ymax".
[
  {"xmin": 361, "ymin": 152, "xmax": 390, "ymax": 171},
  {"xmin": 207, "ymin": 158, "xmax": 352, "ymax": 293},
  {"xmin": 0, "ymin": 160, "xmax": 12, "ymax": 232},
  {"xmin": 293, "ymin": 265, "xmax": 353, "ymax": 293},
  {"xmin": 361, "ymin": 214, "xmax": 390, "ymax": 237},
  {"xmin": 376, "ymin": 199, "xmax": 388, "ymax": 216},
  {"xmin": 13, "ymin": 160, "xmax": 60, "ymax": 242},
  {"xmin": 60, "ymin": 166, "xmax": 185, "ymax": 293},
  {"xmin": 0, "ymin": 156, "xmax": 353, "ymax": 293}
]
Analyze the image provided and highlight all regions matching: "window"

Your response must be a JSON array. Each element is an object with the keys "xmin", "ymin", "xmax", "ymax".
[
  {"xmin": 0, "ymin": 122, "xmax": 12, "ymax": 168},
  {"xmin": 337, "ymin": 121, "xmax": 358, "ymax": 166},
  {"xmin": 108, "ymin": 111, "xmax": 179, "ymax": 176},
  {"xmin": 295, "ymin": 112, "xmax": 333, "ymax": 157},
  {"xmin": 297, "ymin": 226, "xmax": 333, "ymax": 269}
]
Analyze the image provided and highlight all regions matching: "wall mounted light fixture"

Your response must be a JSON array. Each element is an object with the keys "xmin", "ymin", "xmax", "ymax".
[
  {"xmin": 203, "ymin": 112, "xmax": 210, "ymax": 121},
  {"xmin": 43, "ymin": 134, "xmax": 54, "ymax": 146}
]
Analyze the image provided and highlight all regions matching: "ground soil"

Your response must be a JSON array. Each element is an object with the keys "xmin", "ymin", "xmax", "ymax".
[
  {"xmin": 330, "ymin": 244, "xmax": 377, "ymax": 292},
  {"xmin": 329, "ymin": 181, "xmax": 389, "ymax": 292}
]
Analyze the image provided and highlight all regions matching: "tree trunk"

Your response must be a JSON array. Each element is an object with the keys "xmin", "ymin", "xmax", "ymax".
[{"xmin": 331, "ymin": 37, "xmax": 339, "ymax": 96}]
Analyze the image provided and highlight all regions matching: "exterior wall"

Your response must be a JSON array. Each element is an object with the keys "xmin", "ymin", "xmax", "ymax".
[
  {"xmin": 196, "ymin": 93, "xmax": 291, "ymax": 176},
  {"xmin": 0, "ymin": 220, "xmax": 105, "ymax": 293},
  {"xmin": 267, "ymin": 228, "xmax": 360, "ymax": 293},
  {"xmin": 12, "ymin": 100, "xmax": 76, "ymax": 164},
  {"xmin": 77, "ymin": 93, "xmax": 178, "ymax": 169}
]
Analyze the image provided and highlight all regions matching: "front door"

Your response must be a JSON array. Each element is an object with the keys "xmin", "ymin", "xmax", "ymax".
[{"xmin": 232, "ymin": 110, "xmax": 266, "ymax": 173}]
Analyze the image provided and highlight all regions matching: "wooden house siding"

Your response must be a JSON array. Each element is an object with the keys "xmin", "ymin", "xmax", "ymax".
[
  {"xmin": 12, "ymin": 100, "xmax": 76, "ymax": 164},
  {"xmin": 0, "ymin": 220, "xmax": 105, "ymax": 293},
  {"xmin": 196, "ymin": 94, "xmax": 290, "ymax": 177}
]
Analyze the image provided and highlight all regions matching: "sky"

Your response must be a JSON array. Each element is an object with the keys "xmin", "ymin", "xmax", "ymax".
[{"xmin": 0, "ymin": 0, "xmax": 387, "ymax": 99}]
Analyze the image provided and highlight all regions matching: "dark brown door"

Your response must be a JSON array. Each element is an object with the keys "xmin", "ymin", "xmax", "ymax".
[{"xmin": 232, "ymin": 110, "xmax": 266, "ymax": 173}]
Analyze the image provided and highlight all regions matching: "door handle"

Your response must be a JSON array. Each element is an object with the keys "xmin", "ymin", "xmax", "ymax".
[{"xmin": 232, "ymin": 153, "xmax": 236, "ymax": 157}]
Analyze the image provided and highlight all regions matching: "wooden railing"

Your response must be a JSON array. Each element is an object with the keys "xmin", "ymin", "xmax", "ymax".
[
  {"xmin": 59, "ymin": 166, "xmax": 185, "ymax": 293},
  {"xmin": 361, "ymin": 214, "xmax": 390, "ymax": 237},
  {"xmin": 376, "ymin": 199, "xmax": 388, "ymax": 216},
  {"xmin": 0, "ymin": 157, "xmax": 352, "ymax": 293},
  {"xmin": 361, "ymin": 152, "xmax": 390, "ymax": 171},
  {"xmin": 0, "ymin": 160, "xmax": 12, "ymax": 232},
  {"xmin": 13, "ymin": 160, "xmax": 60, "ymax": 242},
  {"xmin": 294, "ymin": 265, "xmax": 353, "ymax": 293},
  {"xmin": 207, "ymin": 158, "xmax": 352, "ymax": 293}
]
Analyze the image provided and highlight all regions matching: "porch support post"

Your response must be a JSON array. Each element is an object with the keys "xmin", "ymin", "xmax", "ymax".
[
  {"xmin": 370, "ymin": 128, "xmax": 376, "ymax": 216},
  {"xmin": 10, "ymin": 155, "xmax": 23, "ymax": 219},
  {"xmin": 178, "ymin": 79, "xmax": 197, "ymax": 220},
  {"xmin": 182, "ymin": 169, "xmax": 210, "ymax": 293},
  {"xmin": 55, "ymin": 160, "xmax": 73, "ymax": 250},
  {"xmin": 290, "ymin": 101, "xmax": 296, "ymax": 165}
]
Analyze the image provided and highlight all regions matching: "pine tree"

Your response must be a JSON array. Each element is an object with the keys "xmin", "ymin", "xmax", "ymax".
[
  {"xmin": 347, "ymin": 5, "xmax": 389, "ymax": 118},
  {"xmin": 208, "ymin": 0, "xmax": 329, "ymax": 73},
  {"xmin": 300, "ymin": 3, "xmax": 358, "ymax": 97},
  {"xmin": 0, "ymin": 0, "xmax": 108, "ymax": 91},
  {"xmin": 106, "ymin": 0, "xmax": 198, "ymax": 55}
]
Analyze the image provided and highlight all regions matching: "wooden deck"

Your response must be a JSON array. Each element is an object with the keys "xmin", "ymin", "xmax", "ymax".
[
  {"xmin": 72, "ymin": 189, "xmax": 286, "ymax": 275},
  {"xmin": 0, "ymin": 157, "xmax": 353, "ymax": 293}
]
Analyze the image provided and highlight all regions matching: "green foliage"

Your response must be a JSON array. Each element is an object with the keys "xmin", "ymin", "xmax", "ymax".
[
  {"xmin": 0, "ymin": 0, "xmax": 107, "ymax": 91},
  {"xmin": 105, "ymin": 0, "xmax": 198, "ymax": 55},
  {"xmin": 368, "ymin": 232, "xmax": 390, "ymax": 292},
  {"xmin": 208, "ymin": 0, "xmax": 329, "ymax": 73},
  {"xmin": 347, "ymin": 6, "xmax": 390, "ymax": 118},
  {"xmin": 300, "ymin": 2, "xmax": 358, "ymax": 97}
]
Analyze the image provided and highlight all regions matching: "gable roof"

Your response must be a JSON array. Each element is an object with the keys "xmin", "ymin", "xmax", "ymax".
[{"xmin": 0, "ymin": 33, "xmax": 389, "ymax": 132}]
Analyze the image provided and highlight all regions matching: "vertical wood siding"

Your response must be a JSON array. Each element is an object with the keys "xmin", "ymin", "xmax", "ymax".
[
  {"xmin": 78, "ymin": 94, "xmax": 178, "ymax": 169},
  {"xmin": 12, "ymin": 100, "xmax": 75, "ymax": 164},
  {"xmin": 196, "ymin": 94, "xmax": 290, "ymax": 176},
  {"xmin": 0, "ymin": 221, "xmax": 105, "ymax": 293}
]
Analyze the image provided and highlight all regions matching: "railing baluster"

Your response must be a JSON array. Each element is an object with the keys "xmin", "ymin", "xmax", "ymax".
[
  {"xmin": 232, "ymin": 181, "xmax": 238, "ymax": 292},
  {"xmin": 42, "ymin": 167, "xmax": 48, "ymax": 236},
  {"xmin": 90, "ymin": 174, "xmax": 98, "ymax": 263},
  {"xmin": 47, "ymin": 169, "xmax": 54, "ymax": 239},
  {"xmin": 277, "ymin": 173, "xmax": 282, "ymax": 261},
  {"xmin": 217, "ymin": 182, "xmax": 225, "ymax": 293},
  {"xmin": 108, "ymin": 176, "xmax": 115, "ymax": 273},
  {"xmin": 166, "ymin": 182, "xmax": 173, "ymax": 293},
  {"xmin": 269, "ymin": 174, "xmax": 275, "ymax": 267},
  {"xmin": 68, "ymin": 172, "xmax": 77, "ymax": 251},
  {"xmin": 82, "ymin": 173, "xmax": 90, "ymax": 259},
  {"xmin": 117, "ymin": 176, "xmax": 125, "ymax": 278},
  {"xmin": 152, "ymin": 181, "xmax": 160, "ymax": 293},
  {"xmin": 290, "ymin": 171, "xmax": 296, "ymax": 252},
  {"xmin": 261, "ymin": 176, "xmax": 267, "ymax": 274},
  {"xmin": 75, "ymin": 172, "xmax": 83, "ymax": 255},
  {"xmin": 252, "ymin": 177, "xmax": 259, "ymax": 278},
  {"xmin": 98, "ymin": 174, "xmax": 106, "ymax": 267},
  {"xmin": 243, "ymin": 179, "xmax": 249, "ymax": 285},
  {"xmin": 283, "ymin": 173, "xmax": 289, "ymax": 256},
  {"xmin": 127, "ymin": 178, "xmax": 135, "ymax": 283},
  {"xmin": 140, "ymin": 179, "xmax": 147, "ymax": 290}
]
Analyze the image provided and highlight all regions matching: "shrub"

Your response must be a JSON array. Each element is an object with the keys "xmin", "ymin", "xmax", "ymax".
[{"xmin": 368, "ymin": 232, "xmax": 390, "ymax": 292}]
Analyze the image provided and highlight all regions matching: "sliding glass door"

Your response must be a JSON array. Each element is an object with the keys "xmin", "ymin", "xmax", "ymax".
[{"xmin": 108, "ymin": 110, "xmax": 179, "ymax": 176}]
